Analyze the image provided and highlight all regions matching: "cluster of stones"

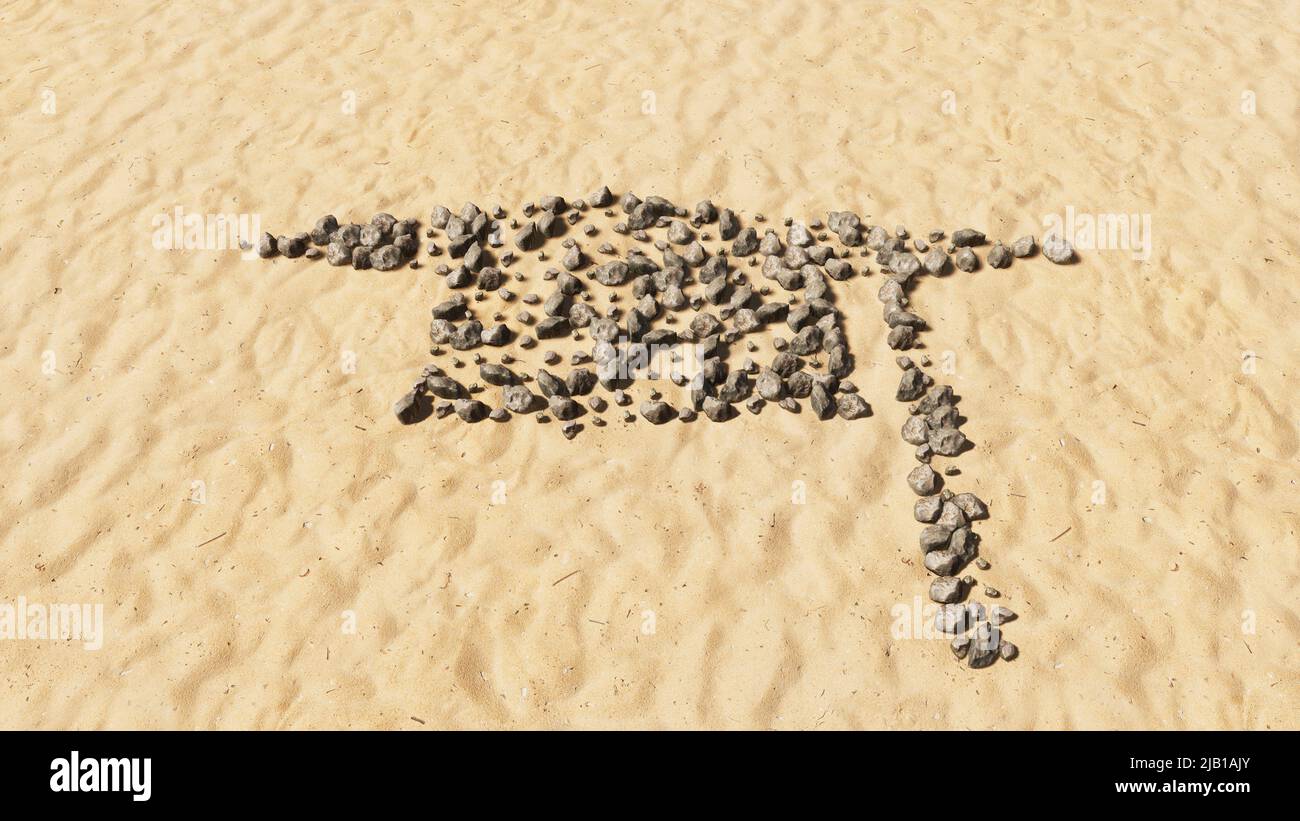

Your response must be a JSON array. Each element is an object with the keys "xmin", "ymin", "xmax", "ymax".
[
  {"xmin": 870, "ymin": 226, "xmax": 1062, "ymax": 667},
  {"xmin": 370, "ymin": 188, "xmax": 875, "ymax": 439},
  {"xmin": 254, "ymin": 212, "xmax": 425, "ymax": 271},
  {"xmin": 258, "ymin": 193, "xmax": 1075, "ymax": 669}
]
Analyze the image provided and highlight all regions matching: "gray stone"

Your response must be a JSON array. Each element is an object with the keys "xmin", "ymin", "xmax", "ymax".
[
  {"xmin": 535, "ymin": 369, "xmax": 568, "ymax": 397},
  {"xmin": 453, "ymin": 398, "xmax": 489, "ymax": 423},
  {"xmin": 514, "ymin": 221, "xmax": 544, "ymax": 251},
  {"xmin": 968, "ymin": 623, "xmax": 1001, "ymax": 668},
  {"xmin": 914, "ymin": 495, "xmax": 942, "ymax": 523},
  {"xmin": 951, "ymin": 634, "xmax": 971, "ymax": 660},
  {"xmin": 952, "ymin": 228, "xmax": 985, "ymax": 247},
  {"xmin": 920, "ymin": 525, "xmax": 952, "ymax": 552},
  {"xmin": 756, "ymin": 368, "xmax": 785, "ymax": 401},
  {"xmin": 934, "ymin": 603, "xmax": 973, "ymax": 634},
  {"xmin": 667, "ymin": 220, "xmax": 694, "ymax": 245},
  {"xmin": 924, "ymin": 549, "xmax": 968, "ymax": 577},
  {"xmin": 810, "ymin": 383, "xmax": 834, "ymax": 420},
  {"xmin": 479, "ymin": 363, "xmax": 515, "ymax": 386},
  {"xmin": 393, "ymin": 389, "xmax": 431, "ymax": 424},
  {"xmin": 887, "ymin": 326, "xmax": 914, "ymax": 350},
  {"xmin": 896, "ymin": 368, "xmax": 928, "ymax": 401},
  {"xmin": 954, "ymin": 247, "xmax": 977, "ymax": 272},
  {"xmin": 907, "ymin": 464, "xmax": 939, "ymax": 496},
  {"xmin": 951, "ymin": 492, "xmax": 989, "ymax": 520},
  {"xmin": 503, "ymin": 385, "xmax": 537, "ymax": 413},
  {"xmin": 732, "ymin": 227, "xmax": 759, "ymax": 256},
  {"xmin": 836, "ymin": 393, "xmax": 870, "ymax": 420},
  {"xmin": 426, "ymin": 376, "xmax": 462, "ymax": 399},
  {"xmin": 1042, "ymin": 233, "xmax": 1075, "ymax": 264},
  {"xmin": 988, "ymin": 242, "xmax": 1012, "ymax": 269},
  {"xmin": 549, "ymin": 396, "xmax": 582, "ymax": 421},
  {"xmin": 922, "ymin": 246, "xmax": 949, "ymax": 275},
  {"xmin": 930, "ymin": 576, "xmax": 961, "ymax": 602},
  {"xmin": 1011, "ymin": 235, "xmax": 1036, "ymax": 257},
  {"xmin": 535, "ymin": 316, "xmax": 570, "ymax": 339},
  {"xmin": 787, "ymin": 221, "xmax": 813, "ymax": 247},
  {"xmin": 936, "ymin": 501, "xmax": 968, "ymax": 532},
  {"xmin": 702, "ymin": 396, "xmax": 731, "ymax": 422},
  {"xmin": 990, "ymin": 606, "xmax": 1017, "ymax": 626},
  {"xmin": 929, "ymin": 426, "xmax": 969, "ymax": 457},
  {"xmin": 901, "ymin": 415, "xmax": 929, "ymax": 445}
]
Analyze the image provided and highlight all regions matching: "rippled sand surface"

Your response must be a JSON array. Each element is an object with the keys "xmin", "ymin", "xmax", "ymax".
[{"xmin": 1, "ymin": 1, "xmax": 1295, "ymax": 728}]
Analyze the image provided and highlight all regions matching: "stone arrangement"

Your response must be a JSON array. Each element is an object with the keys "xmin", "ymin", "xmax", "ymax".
[
  {"xmin": 253, "ymin": 188, "xmax": 1079, "ymax": 670},
  {"xmin": 870, "ymin": 221, "xmax": 1074, "ymax": 667}
]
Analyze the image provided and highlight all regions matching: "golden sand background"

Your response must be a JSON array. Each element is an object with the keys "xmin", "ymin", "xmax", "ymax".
[{"xmin": 1, "ymin": 1, "xmax": 1296, "ymax": 728}]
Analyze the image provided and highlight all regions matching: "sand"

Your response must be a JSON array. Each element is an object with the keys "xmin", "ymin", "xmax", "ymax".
[{"xmin": 1, "ymin": 1, "xmax": 1296, "ymax": 729}]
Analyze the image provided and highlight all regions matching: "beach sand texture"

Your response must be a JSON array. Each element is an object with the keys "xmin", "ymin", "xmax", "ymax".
[{"xmin": 1, "ymin": 1, "xmax": 1296, "ymax": 728}]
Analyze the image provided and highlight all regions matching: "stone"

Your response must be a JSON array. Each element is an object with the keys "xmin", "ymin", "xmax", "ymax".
[
  {"xmin": 925, "ymin": 576, "xmax": 967, "ymax": 602},
  {"xmin": 702, "ymin": 396, "xmax": 731, "ymax": 422},
  {"xmin": 968, "ymin": 623, "xmax": 1001, "ymax": 669},
  {"xmin": 787, "ymin": 221, "xmax": 813, "ymax": 247},
  {"xmin": 810, "ymin": 383, "xmax": 834, "ymax": 420},
  {"xmin": 426, "ymin": 376, "xmax": 462, "ymax": 400},
  {"xmin": 593, "ymin": 260, "xmax": 630, "ymax": 286},
  {"xmin": 887, "ymin": 326, "xmax": 915, "ymax": 351},
  {"xmin": 901, "ymin": 415, "xmax": 929, "ymax": 445},
  {"xmin": 922, "ymin": 246, "xmax": 949, "ymax": 275},
  {"xmin": 920, "ymin": 525, "xmax": 952, "ymax": 552},
  {"xmin": 566, "ymin": 368, "xmax": 597, "ymax": 395},
  {"xmin": 896, "ymin": 368, "xmax": 928, "ymax": 401},
  {"xmin": 325, "ymin": 242, "xmax": 352, "ymax": 266},
  {"xmin": 535, "ymin": 369, "xmax": 568, "ymax": 398},
  {"xmin": 637, "ymin": 400, "xmax": 676, "ymax": 426},
  {"xmin": 934, "ymin": 603, "xmax": 974, "ymax": 634},
  {"xmin": 951, "ymin": 492, "xmax": 989, "ymax": 520},
  {"xmin": 514, "ymin": 221, "xmax": 544, "ymax": 251},
  {"xmin": 393, "ymin": 389, "xmax": 431, "ymax": 424},
  {"xmin": 924, "ymin": 549, "xmax": 968, "ymax": 577},
  {"xmin": 951, "ymin": 635, "xmax": 971, "ymax": 660},
  {"xmin": 453, "ymin": 398, "xmax": 489, "ymax": 423},
  {"xmin": 1011, "ymin": 235, "xmax": 1036, "ymax": 257},
  {"xmin": 987, "ymin": 242, "xmax": 1012, "ymax": 269},
  {"xmin": 562, "ymin": 245, "xmax": 584, "ymax": 271},
  {"xmin": 999, "ymin": 641, "xmax": 1019, "ymax": 661},
  {"xmin": 936, "ymin": 501, "xmax": 968, "ymax": 532},
  {"xmin": 929, "ymin": 426, "xmax": 969, "ymax": 457},
  {"xmin": 1042, "ymin": 233, "xmax": 1075, "ymax": 264},
  {"xmin": 836, "ymin": 393, "xmax": 870, "ymax": 420},
  {"xmin": 731, "ymin": 227, "xmax": 759, "ymax": 256},
  {"xmin": 952, "ymin": 228, "xmax": 985, "ymax": 247},
  {"xmin": 954, "ymin": 247, "xmax": 978, "ymax": 272},
  {"xmin": 907, "ymin": 464, "xmax": 939, "ymax": 496},
  {"xmin": 990, "ymin": 606, "xmax": 1017, "ymax": 626},
  {"xmin": 667, "ymin": 220, "xmax": 693, "ymax": 245},
  {"xmin": 756, "ymin": 368, "xmax": 785, "ymax": 401},
  {"xmin": 914, "ymin": 495, "xmax": 942, "ymax": 523},
  {"xmin": 536, "ymin": 316, "xmax": 570, "ymax": 339},
  {"xmin": 789, "ymin": 326, "xmax": 822, "ymax": 356},
  {"xmin": 451, "ymin": 320, "xmax": 484, "ymax": 350},
  {"xmin": 717, "ymin": 370, "xmax": 750, "ymax": 403},
  {"xmin": 479, "ymin": 363, "xmax": 515, "ymax": 386},
  {"xmin": 503, "ymin": 385, "xmax": 537, "ymax": 413},
  {"xmin": 480, "ymin": 324, "xmax": 512, "ymax": 347},
  {"xmin": 866, "ymin": 225, "xmax": 889, "ymax": 250},
  {"xmin": 719, "ymin": 209, "xmax": 739, "ymax": 240},
  {"xmin": 548, "ymin": 396, "xmax": 582, "ymax": 421}
]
